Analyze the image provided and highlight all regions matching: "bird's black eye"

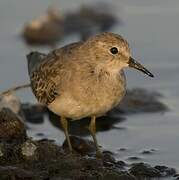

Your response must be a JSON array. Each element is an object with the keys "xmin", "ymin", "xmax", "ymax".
[{"xmin": 110, "ymin": 47, "xmax": 118, "ymax": 54}]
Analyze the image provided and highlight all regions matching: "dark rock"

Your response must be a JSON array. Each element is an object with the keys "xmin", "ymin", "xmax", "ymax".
[
  {"xmin": 0, "ymin": 142, "xmax": 21, "ymax": 164},
  {"xmin": 63, "ymin": 135, "xmax": 96, "ymax": 155},
  {"xmin": 0, "ymin": 108, "xmax": 26, "ymax": 142},
  {"xmin": 22, "ymin": 7, "xmax": 64, "ymax": 46},
  {"xmin": 22, "ymin": 103, "xmax": 47, "ymax": 124},
  {"xmin": 117, "ymin": 173, "xmax": 137, "ymax": 180},
  {"xmin": 174, "ymin": 174, "xmax": 179, "ymax": 179},
  {"xmin": 81, "ymin": 157, "xmax": 103, "ymax": 170},
  {"xmin": 64, "ymin": 3, "xmax": 120, "ymax": 41},
  {"xmin": 118, "ymin": 147, "xmax": 128, "ymax": 151},
  {"xmin": 0, "ymin": 135, "xmax": 130, "ymax": 179},
  {"xmin": 118, "ymin": 88, "xmax": 168, "ymax": 114},
  {"xmin": 155, "ymin": 165, "xmax": 176, "ymax": 176},
  {"xmin": 140, "ymin": 148, "xmax": 157, "ymax": 155},
  {"xmin": 103, "ymin": 172, "xmax": 136, "ymax": 180},
  {"xmin": 64, "ymin": 12, "xmax": 98, "ymax": 41},
  {"xmin": 127, "ymin": 156, "xmax": 142, "ymax": 161},
  {"xmin": 36, "ymin": 139, "xmax": 63, "ymax": 162},
  {"xmin": 116, "ymin": 160, "xmax": 126, "ymax": 168},
  {"xmin": 129, "ymin": 162, "xmax": 161, "ymax": 178},
  {"xmin": 35, "ymin": 132, "xmax": 45, "ymax": 137},
  {"xmin": 78, "ymin": 3, "xmax": 118, "ymax": 32},
  {"xmin": 0, "ymin": 137, "xmax": 177, "ymax": 180},
  {"xmin": 103, "ymin": 150, "xmax": 116, "ymax": 164},
  {"xmin": 0, "ymin": 166, "xmax": 41, "ymax": 180}
]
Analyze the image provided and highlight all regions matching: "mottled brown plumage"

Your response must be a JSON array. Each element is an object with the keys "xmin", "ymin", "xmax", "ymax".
[{"xmin": 27, "ymin": 32, "xmax": 154, "ymax": 157}]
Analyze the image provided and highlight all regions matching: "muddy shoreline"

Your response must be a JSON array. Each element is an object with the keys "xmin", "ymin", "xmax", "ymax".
[
  {"xmin": 0, "ymin": 89, "xmax": 176, "ymax": 179},
  {"xmin": 0, "ymin": 137, "xmax": 178, "ymax": 180}
]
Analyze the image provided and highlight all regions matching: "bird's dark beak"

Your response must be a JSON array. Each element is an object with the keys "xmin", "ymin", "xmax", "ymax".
[{"xmin": 128, "ymin": 57, "xmax": 154, "ymax": 78}]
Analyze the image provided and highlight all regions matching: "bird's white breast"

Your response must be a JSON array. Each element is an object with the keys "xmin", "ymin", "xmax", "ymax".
[{"xmin": 48, "ymin": 71, "xmax": 126, "ymax": 120}]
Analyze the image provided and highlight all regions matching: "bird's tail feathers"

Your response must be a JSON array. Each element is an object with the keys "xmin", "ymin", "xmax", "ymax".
[
  {"xmin": 27, "ymin": 51, "xmax": 47, "ymax": 74},
  {"xmin": 0, "ymin": 83, "xmax": 31, "ymax": 96}
]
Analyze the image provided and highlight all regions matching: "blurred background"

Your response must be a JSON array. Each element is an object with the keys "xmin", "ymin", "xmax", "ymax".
[{"xmin": 0, "ymin": 0, "xmax": 179, "ymax": 170}]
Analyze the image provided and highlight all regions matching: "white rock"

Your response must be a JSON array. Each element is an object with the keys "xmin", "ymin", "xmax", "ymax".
[
  {"xmin": 21, "ymin": 141, "xmax": 37, "ymax": 157},
  {"xmin": 0, "ymin": 92, "xmax": 22, "ymax": 115}
]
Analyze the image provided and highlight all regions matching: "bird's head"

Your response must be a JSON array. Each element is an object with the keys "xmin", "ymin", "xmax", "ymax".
[{"xmin": 84, "ymin": 32, "xmax": 154, "ymax": 77}]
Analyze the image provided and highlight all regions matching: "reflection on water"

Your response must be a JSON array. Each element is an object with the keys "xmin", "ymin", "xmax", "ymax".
[
  {"xmin": 48, "ymin": 111, "xmax": 125, "ymax": 136},
  {"xmin": 0, "ymin": 0, "xmax": 179, "ymax": 170}
]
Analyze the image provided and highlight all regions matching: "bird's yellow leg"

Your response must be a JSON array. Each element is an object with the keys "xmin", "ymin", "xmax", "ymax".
[
  {"xmin": 89, "ymin": 116, "xmax": 102, "ymax": 158},
  {"xmin": 60, "ymin": 116, "xmax": 72, "ymax": 152}
]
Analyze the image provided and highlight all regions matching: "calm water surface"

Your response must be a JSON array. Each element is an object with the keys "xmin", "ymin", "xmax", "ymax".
[{"xmin": 0, "ymin": 0, "xmax": 179, "ymax": 170}]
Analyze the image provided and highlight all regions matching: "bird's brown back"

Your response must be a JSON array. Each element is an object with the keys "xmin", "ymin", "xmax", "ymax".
[{"xmin": 27, "ymin": 42, "xmax": 83, "ymax": 105}]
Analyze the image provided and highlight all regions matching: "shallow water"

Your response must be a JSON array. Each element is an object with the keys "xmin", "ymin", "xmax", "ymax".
[{"xmin": 0, "ymin": 0, "xmax": 179, "ymax": 171}]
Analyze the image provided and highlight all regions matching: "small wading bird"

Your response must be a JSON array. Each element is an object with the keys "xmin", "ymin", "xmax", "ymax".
[{"xmin": 27, "ymin": 32, "xmax": 154, "ymax": 157}]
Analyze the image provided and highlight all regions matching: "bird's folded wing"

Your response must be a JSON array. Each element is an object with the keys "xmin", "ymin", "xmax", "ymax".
[
  {"xmin": 29, "ymin": 53, "xmax": 65, "ymax": 105},
  {"xmin": 27, "ymin": 41, "xmax": 83, "ymax": 105}
]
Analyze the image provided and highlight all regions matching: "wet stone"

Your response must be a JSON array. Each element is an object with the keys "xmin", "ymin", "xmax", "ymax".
[
  {"xmin": 154, "ymin": 165, "xmax": 177, "ymax": 176},
  {"xmin": 64, "ymin": 3, "xmax": 119, "ymax": 41},
  {"xmin": 22, "ymin": 103, "xmax": 47, "ymax": 124},
  {"xmin": 0, "ymin": 136, "xmax": 177, "ymax": 180},
  {"xmin": 118, "ymin": 88, "xmax": 168, "ymax": 114},
  {"xmin": 127, "ymin": 156, "xmax": 142, "ymax": 161},
  {"xmin": 0, "ymin": 108, "xmax": 26, "ymax": 142},
  {"xmin": 81, "ymin": 157, "xmax": 103, "ymax": 171},
  {"xmin": 0, "ymin": 142, "xmax": 23, "ymax": 164},
  {"xmin": 0, "ymin": 166, "xmax": 41, "ymax": 180},
  {"xmin": 22, "ymin": 7, "xmax": 64, "ymax": 46},
  {"xmin": 35, "ymin": 132, "xmax": 45, "ymax": 137},
  {"xmin": 117, "ymin": 174, "xmax": 137, "ymax": 180},
  {"xmin": 116, "ymin": 160, "xmax": 127, "ymax": 169},
  {"xmin": 129, "ymin": 163, "xmax": 161, "ymax": 178},
  {"xmin": 103, "ymin": 172, "xmax": 136, "ymax": 180},
  {"xmin": 35, "ymin": 139, "xmax": 63, "ymax": 162},
  {"xmin": 118, "ymin": 147, "xmax": 128, "ymax": 152},
  {"xmin": 174, "ymin": 174, "xmax": 179, "ymax": 179},
  {"xmin": 103, "ymin": 150, "xmax": 116, "ymax": 164},
  {"xmin": 63, "ymin": 135, "xmax": 96, "ymax": 155},
  {"xmin": 140, "ymin": 148, "xmax": 158, "ymax": 155}
]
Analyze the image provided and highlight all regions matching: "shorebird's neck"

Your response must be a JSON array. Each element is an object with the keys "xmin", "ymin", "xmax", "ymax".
[{"xmin": 94, "ymin": 64, "xmax": 125, "ymax": 81}]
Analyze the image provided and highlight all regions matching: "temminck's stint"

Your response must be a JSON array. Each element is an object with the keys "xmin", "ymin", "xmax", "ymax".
[{"xmin": 27, "ymin": 32, "xmax": 154, "ymax": 157}]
